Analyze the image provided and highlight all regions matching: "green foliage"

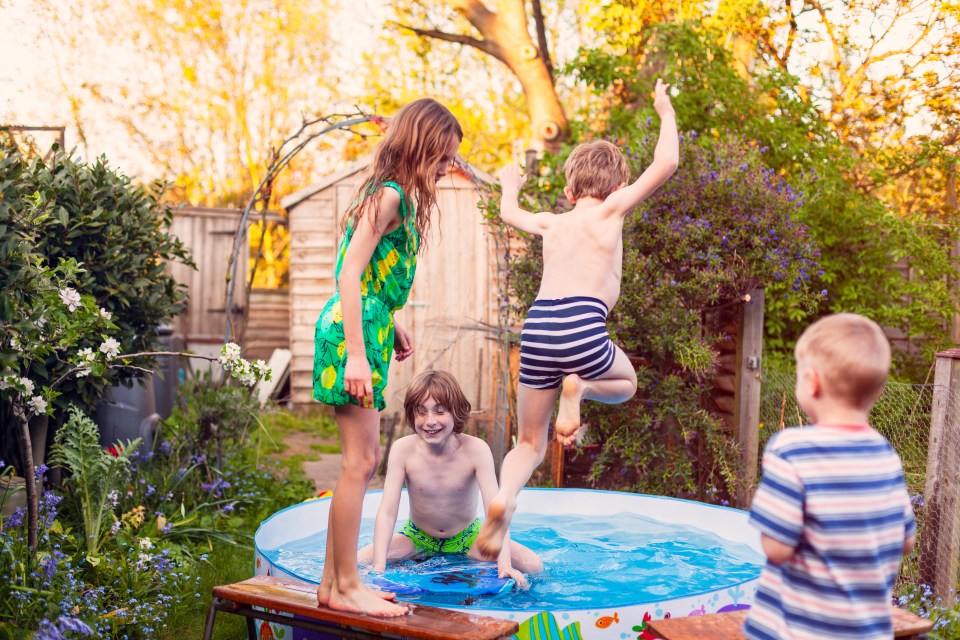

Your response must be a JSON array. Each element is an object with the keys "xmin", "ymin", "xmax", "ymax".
[
  {"xmin": 162, "ymin": 371, "xmax": 263, "ymax": 472},
  {"xmin": 23, "ymin": 147, "xmax": 193, "ymax": 395},
  {"xmin": 569, "ymin": 20, "xmax": 959, "ymax": 376},
  {"xmin": 1, "ymin": 382, "xmax": 313, "ymax": 638},
  {"xmin": 0, "ymin": 143, "xmax": 194, "ymax": 471},
  {"xmin": 493, "ymin": 124, "xmax": 820, "ymax": 499},
  {"xmin": 48, "ymin": 406, "xmax": 139, "ymax": 556}
]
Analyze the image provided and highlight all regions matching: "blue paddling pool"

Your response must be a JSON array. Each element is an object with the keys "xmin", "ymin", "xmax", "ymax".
[{"xmin": 255, "ymin": 488, "xmax": 764, "ymax": 639}]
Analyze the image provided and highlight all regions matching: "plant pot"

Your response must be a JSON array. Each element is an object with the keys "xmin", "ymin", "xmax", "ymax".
[{"xmin": 0, "ymin": 474, "xmax": 26, "ymax": 518}]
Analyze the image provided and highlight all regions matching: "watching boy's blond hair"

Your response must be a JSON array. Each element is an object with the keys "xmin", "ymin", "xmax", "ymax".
[
  {"xmin": 794, "ymin": 313, "xmax": 891, "ymax": 410},
  {"xmin": 404, "ymin": 370, "xmax": 472, "ymax": 434},
  {"xmin": 563, "ymin": 140, "xmax": 630, "ymax": 200}
]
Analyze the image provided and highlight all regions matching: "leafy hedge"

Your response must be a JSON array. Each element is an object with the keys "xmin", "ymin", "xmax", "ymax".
[{"xmin": 0, "ymin": 142, "xmax": 193, "ymax": 467}]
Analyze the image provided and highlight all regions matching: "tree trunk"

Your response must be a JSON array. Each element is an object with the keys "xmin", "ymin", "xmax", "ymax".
[
  {"xmin": 405, "ymin": 0, "xmax": 567, "ymax": 152},
  {"xmin": 13, "ymin": 404, "xmax": 38, "ymax": 550}
]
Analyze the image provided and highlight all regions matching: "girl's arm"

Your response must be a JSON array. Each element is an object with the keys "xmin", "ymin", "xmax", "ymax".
[
  {"xmin": 474, "ymin": 441, "xmax": 529, "ymax": 588},
  {"xmin": 498, "ymin": 164, "xmax": 553, "ymax": 235},
  {"xmin": 337, "ymin": 187, "xmax": 403, "ymax": 404},
  {"xmin": 393, "ymin": 316, "xmax": 414, "ymax": 362},
  {"xmin": 371, "ymin": 439, "xmax": 408, "ymax": 572}
]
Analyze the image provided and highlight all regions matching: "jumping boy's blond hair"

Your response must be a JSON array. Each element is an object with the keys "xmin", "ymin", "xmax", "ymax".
[
  {"xmin": 563, "ymin": 140, "xmax": 630, "ymax": 200},
  {"xmin": 404, "ymin": 370, "xmax": 472, "ymax": 434},
  {"xmin": 794, "ymin": 313, "xmax": 891, "ymax": 410}
]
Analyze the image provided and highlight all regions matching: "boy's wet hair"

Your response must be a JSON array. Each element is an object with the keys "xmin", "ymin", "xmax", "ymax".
[
  {"xmin": 563, "ymin": 140, "xmax": 630, "ymax": 200},
  {"xmin": 404, "ymin": 370, "xmax": 472, "ymax": 433},
  {"xmin": 795, "ymin": 313, "xmax": 891, "ymax": 410}
]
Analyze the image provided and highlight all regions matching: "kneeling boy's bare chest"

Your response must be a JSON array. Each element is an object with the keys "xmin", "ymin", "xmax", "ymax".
[{"xmin": 406, "ymin": 465, "xmax": 475, "ymax": 497}]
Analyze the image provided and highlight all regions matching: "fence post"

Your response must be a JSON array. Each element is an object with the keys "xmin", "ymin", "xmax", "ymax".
[
  {"xmin": 734, "ymin": 288, "xmax": 764, "ymax": 508},
  {"xmin": 920, "ymin": 348, "xmax": 960, "ymax": 604}
]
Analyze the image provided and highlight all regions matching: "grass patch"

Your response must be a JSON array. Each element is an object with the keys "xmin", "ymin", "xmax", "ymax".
[
  {"xmin": 260, "ymin": 408, "xmax": 338, "ymax": 440},
  {"xmin": 159, "ymin": 540, "xmax": 254, "ymax": 640},
  {"xmin": 310, "ymin": 443, "xmax": 342, "ymax": 454}
]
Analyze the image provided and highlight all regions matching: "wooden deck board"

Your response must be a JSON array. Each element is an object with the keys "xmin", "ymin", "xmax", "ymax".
[
  {"xmin": 646, "ymin": 606, "xmax": 934, "ymax": 640},
  {"xmin": 212, "ymin": 576, "xmax": 518, "ymax": 640}
]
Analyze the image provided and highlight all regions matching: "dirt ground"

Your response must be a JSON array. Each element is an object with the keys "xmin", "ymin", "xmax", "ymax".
[{"xmin": 274, "ymin": 431, "xmax": 384, "ymax": 494}]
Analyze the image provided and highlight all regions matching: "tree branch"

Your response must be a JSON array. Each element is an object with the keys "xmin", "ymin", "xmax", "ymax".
[
  {"xmin": 394, "ymin": 22, "xmax": 502, "ymax": 60},
  {"xmin": 531, "ymin": 0, "xmax": 553, "ymax": 79}
]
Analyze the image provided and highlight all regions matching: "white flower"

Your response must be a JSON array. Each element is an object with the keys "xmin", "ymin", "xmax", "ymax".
[
  {"xmin": 252, "ymin": 360, "xmax": 271, "ymax": 380},
  {"xmin": 229, "ymin": 359, "xmax": 256, "ymax": 386},
  {"xmin": 138, "ymin": 552, "xmax": 151, "ymax": 564},
  {"xmin": 20, "ymin": 377, "xmax": 34, "ymax": 396},
  {"xmin": 36, "ymin": 315, "xmax": 47, "ymax": 330},
  {"xmin": 27, "ymin": 395, "xmax": 47, "ymax": 415},
  {"xmin": 10, "ymin": 336, "xmax": 21, "ymax": 351},
  {"xmin": 0, "ymin": 374, "xmax": 14, "ymax": 391},
  {"xmin": 139, "ymin": 537, "xmax": 153, "ymax": 550},
  {"xmin": 219, "ymin": 342, "xmax": 242, "ymax": 369},
  {"xmin": 99, "ymin": 338, "xmax": 121, "ymax": 360},
  {"xmin": 78, "ymin": 347, "xmax": 96, "ymax": 364},
  {"xmin": 75, "ymin": 366, "xmax": 92, "ymax": 378},
  {"xmin": 59, "ymin": 287, "xmax": 82, "ymax": 312},
  {"xmin": 99, "ymin": 307, "xmax": 112, "ymax": 321}
]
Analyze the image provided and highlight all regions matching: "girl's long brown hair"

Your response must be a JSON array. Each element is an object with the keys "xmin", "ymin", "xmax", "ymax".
[{"xmin": 342, "ymin": 99, "xmax": 463, "ymax": 253}]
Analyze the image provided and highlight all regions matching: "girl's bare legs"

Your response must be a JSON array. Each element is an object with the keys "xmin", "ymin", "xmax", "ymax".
[
  {"xmin": 475, "ymin": 385, "xmax": 558, "ymax": 560},
  {"xmin": 555, "ymin": 346, "xmax": 637, "ymax": 447},
  {"xmin": 316, "ymin": 404, "xmax": 407, "ymax": 616}
]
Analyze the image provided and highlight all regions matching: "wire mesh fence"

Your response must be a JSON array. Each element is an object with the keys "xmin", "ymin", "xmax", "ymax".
[{"xmin": 758, "ymin": 366, "xmax": 960, "ymax": 600}]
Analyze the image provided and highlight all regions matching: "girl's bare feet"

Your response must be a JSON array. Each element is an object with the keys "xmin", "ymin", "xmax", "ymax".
[
  {"xmin": 555, "ymin": 375, "xmax": 584, "ymax": 447},
  {"xmin": 326, "ymin": 584, "xmax": 407, "ymax": 616},
  {"xmin": 317, "ymin": 582, "xmax": 331, "ymax": 606},
  {"xmin": 318, "ymin": 580, "xmax": 396, "ymax": 607},
  {"xmin": 475, "ymin": 495, "xmax": 516, "ymax": 561}
]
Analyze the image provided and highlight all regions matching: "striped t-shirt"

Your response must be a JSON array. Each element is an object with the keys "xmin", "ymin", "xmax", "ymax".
[{"xmin": 744, "ymin": 425, "xmax": 916, "ymax": 640}]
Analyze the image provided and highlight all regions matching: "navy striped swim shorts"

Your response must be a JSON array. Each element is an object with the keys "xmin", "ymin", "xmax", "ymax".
[{"xmin": 518, "ymin": 296, "xmax": 617, "ymax": 390}]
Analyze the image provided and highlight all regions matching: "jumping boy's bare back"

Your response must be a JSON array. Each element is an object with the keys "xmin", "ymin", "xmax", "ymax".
[{"xmin": 475, "ymin": 79, "xmax": 678, "ymax": 562}]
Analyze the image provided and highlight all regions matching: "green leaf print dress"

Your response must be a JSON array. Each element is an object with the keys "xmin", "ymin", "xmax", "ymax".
[{"xmin": 313, "ymin": 182, "xmax": 418, "ymax": 411}]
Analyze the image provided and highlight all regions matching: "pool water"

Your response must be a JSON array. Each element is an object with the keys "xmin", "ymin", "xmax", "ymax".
[{"xmin": 260, "ymin": 510, "xmax": 764, "ymax": 611}]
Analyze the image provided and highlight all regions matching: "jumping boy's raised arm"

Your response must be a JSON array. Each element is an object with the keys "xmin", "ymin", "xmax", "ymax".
[
  {"xmin": 498, "ymin": 164, "xmax": 554, "ymax": 236},
  {"xmin": 602, "ymin": 79, "xmax": 679, "ymax": 218},
  {"xmin": 371, "ymin": 438, "xmax": 409, "ymax": 573}
]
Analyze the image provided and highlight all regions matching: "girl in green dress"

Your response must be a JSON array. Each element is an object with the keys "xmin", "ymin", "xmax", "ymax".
[{"xmin": 313, "ymin": 98, "xmax": 462, "ymax": 617}]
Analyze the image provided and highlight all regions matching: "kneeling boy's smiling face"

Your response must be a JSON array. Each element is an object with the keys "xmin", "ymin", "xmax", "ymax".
[{"xmin": 413, "ymin": 395, "xmax": 456, "ymax": 444}]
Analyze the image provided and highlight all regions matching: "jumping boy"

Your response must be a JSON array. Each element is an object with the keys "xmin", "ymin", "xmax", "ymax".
[
  {"xmin": 475, "ymin": 78, "xmax": 679, "ymax": 560},
  {"xmin": 358, "ymin": 370, "xmax": 542, "ymax": 586},
  {"xmin": 744, "ymin": 313, "xmax": 916, "ymax": 640}
]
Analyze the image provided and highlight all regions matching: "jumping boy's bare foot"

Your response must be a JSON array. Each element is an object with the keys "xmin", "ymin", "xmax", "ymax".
[
  {"xmin": 555, "ymin": 375, "xmax": 584, "ymax": 448},
  {"xmin": 475, "ymin": 495, "xmax": 516, "ymax": 561},
  {"xmin": 326, "ymin": 584, "xmax": 407, "ymax": 617}
]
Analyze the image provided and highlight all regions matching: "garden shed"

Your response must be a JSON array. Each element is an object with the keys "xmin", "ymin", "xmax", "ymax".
[{"xmin": 281, "ymin": 159, "xmax": 509, "ymax": 440}]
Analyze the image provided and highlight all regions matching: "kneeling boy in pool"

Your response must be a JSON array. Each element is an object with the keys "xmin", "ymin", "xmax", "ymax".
[{"xmin": 358, "ymin": 370, "xmax": 542, "ymax": 586}]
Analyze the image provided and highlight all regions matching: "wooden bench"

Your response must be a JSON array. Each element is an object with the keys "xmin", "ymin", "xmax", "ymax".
[
  {"xmin": 646, "ymin": 606, "xmax": 934, "ymax": 640},
  {"xmin": 202, "ymin": 575, "xmax": 519, "ymax": 640}
]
